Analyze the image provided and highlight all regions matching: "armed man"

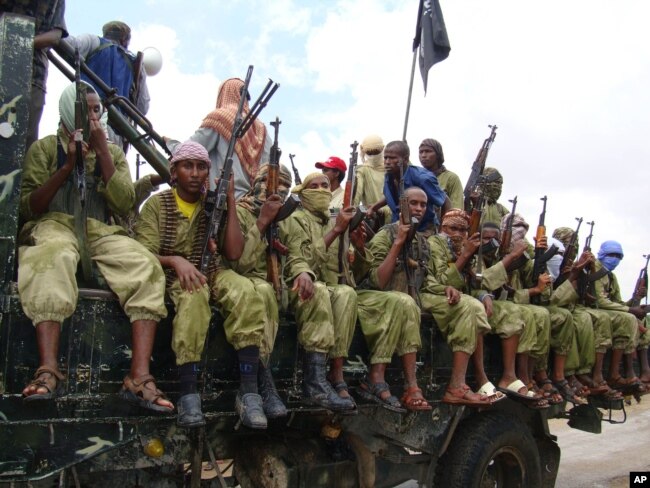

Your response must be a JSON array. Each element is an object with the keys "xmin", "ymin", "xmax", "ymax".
[
  {"xmin": 367, "ymin": 140, "xmax": 449, "ymax": 237},
  {"xmin": 20, "ymin": 82, "xmax": 171, "ymax": 413},
  {"xmin": 279, "ymin": 172, "xmax": 358, "ymax": 413}
]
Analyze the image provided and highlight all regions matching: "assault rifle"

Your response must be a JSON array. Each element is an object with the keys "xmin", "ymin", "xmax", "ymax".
[
  {"xmin": 629, "ymin": 254, "xmax": 650, "ymax": 307},
  {"xmin": 467, "ymin": 171, "xmax": 500, "ymax": 236},
  {"xmin": 200, "ymin": 66, "xmax": 280, "ymax": 273},
  {"xmin": 288, "ymin": 153, "xmax": 301, "ymax": 185},
  {"xmin": 73, "ymin": 48, "xmax": 93, "ymax": 282},
  {"xmin": 73, "ymin": 48, "xmax": 86, "ymax": 207},
  {"xmin": 337, "ymin": 141, "xmax": 359, "ymax": 285},
  {"xmin": 464, "ymin": 124, "xmax": 497, "ymax": 212},
  {"xmin": 553, "ymin": 217, "xmax": 583, "ymax": 288},
  {"xmin": 266, "ymin": 117, "xmax": 284, "ymax": 300},
  {"xmin": 531, "ymin": 196, "xmax": 558, "ymax": 305},
  {"xmin": 577, "ymin": 220, "xmax": 595, "ymax": 305},
  {"xmin": 498, "ymin": 196, "xmax": 517, "ymax": 258},
  {"xmin": 399, "ymin": 164, "xmax": 420, "ymax": 304}
]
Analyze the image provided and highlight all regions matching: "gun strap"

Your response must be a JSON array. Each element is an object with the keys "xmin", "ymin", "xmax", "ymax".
[{"xmin": 587, "ymin": 268, "xmax": 610, "ymax": 283}]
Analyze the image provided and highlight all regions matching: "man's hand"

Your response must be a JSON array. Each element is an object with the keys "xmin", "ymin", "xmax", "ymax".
[
  {"xmin": 65, "ymin": 129, "xmax": 88, "ymax": 171},
  {"xmin": 461, "ymin": 232, "xmax": 481, "ymax": 258},
  {"xmin": 292, "ymin": 272, "xmax": 314, "ymax": 301},
  {"xmin": 172, "ymin": 256, "xmax": 207, "ymax": 293},
  {"xmin": 333, "ymin": 206, "xmax": 356, "ymax": 235},
  {"xmin": 257, "ymin": 194, "xmax": 283, "ymax": 233},
  {"xmin": 394, "ymin": 221, "xmax": 411, "ymax": 247},
  {"xmin": 482, "ymin": 295, "xmax": 494, "ymax": 318},
  {"xmin": 628, "ymin": 306, "xmax": 648, "ymax": 320},
  {"xmin": 88, "ymin": 118, "xmax": 109, "ymax": 155},
  {"xmin": 445, "ymin": 286, "xmax": 460, "ymax": 305},
  {"xmin": 350, "ymin": 225, "xmax": 366, "ymax": 251},
  {"xmin": 508, "ymin": 240, "xmax": 528, "ymax": 259},
  {"xmin": 533, "ymin": 273, "xmax": 551, "ymax": 294},
  {"xmin": 534, "ymin": 234, "xmax": 548, "ymax": 250}
]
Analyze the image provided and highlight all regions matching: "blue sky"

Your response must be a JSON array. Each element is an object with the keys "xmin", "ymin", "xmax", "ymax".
[{"xmin": 41, "ymin": 0, "xmax": 650, "ymax": 296}]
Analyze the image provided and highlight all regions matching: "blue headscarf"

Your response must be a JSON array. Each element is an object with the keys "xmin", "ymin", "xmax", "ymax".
[{"xmin": 598, "ymin": 240, "xmax": 624, "ymax": 271}]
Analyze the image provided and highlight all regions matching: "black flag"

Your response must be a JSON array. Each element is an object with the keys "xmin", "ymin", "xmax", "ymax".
[{"xmin": 413, "ymin": 0, "xmax": 450, "ymax": 93}]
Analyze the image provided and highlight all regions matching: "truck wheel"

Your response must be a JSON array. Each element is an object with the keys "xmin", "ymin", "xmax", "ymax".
[{"xmin": 436, "ymin": 412, "xmax": 542, "ymax": 488}]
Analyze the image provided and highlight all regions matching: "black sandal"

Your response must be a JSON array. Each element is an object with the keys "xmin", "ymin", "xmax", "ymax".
[
  {"xmin": 552, "ymin": 379, "xmax": 586, "ymax": 405},
  {"xmin": 357, "ymin": 379, "xmax": 406, "ymax": 413},
  {"xmin": 23, "ymin": 367, "xmax": 65, "ymax": 402}
]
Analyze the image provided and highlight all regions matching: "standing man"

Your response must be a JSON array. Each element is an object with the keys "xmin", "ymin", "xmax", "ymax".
[
  {"xmin": 315, "ymin": 156, "xmax": 347, "ymax": 212},
  {"xmin": 1, "ymin": 0, "xmax": 68, "ymax": 148},
  {"xmin": 166, "ymin": 78, "xmax": 271, "ymax": 199},
  {"xmin": 63, "ymin": 20, "xmax": 150, "ymax": 152},
  {"xmin": 418, "ymin": 138, "xmax": 463, "ymax": 209}
]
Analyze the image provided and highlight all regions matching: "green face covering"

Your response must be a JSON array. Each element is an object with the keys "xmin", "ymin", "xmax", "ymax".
[{"xmin": 300, "ymin": 188, "xmax": 332, "ymax": 221}]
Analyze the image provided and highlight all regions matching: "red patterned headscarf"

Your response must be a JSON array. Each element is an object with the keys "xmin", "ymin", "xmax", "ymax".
[{"xmin": 200, "ymin": 78, "xmax": 267, "ymax": 184}]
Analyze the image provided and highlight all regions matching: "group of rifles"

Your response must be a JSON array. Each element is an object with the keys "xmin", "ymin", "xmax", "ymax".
[{"xmin": 18, "ymin": 71, "xmax": 650, "ymax": 431}]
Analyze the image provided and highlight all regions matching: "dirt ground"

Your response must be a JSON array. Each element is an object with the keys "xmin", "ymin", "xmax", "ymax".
[{"xmin": 551, "ymin": 397, "xmax": 650, "ymax": 488}]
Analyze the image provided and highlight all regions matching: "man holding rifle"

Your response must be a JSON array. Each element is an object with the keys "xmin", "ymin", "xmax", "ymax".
[{"xmin": 19, "ymin": 82, "xmax": 171, "ymax": 414}]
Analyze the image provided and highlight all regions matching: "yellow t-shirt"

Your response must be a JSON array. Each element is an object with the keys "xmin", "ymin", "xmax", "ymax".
[{"xmin": 173, "ymin": 188, "xmax": 199, "ymax": 219}]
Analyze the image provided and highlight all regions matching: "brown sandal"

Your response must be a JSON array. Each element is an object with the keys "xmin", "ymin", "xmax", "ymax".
[
  {"xmin": 401, "ymin": 386, "xmax": 432, "ymax": 411},
  {"xmin": 23, "ymin": 367, "xmax": 65, "ymax": 402},
  {"xmin": 443, "ymin": 385, "xmax": 492, "ymax": 407},
  {"xmin": 119, "ymin": 374, "xmax": 174, "ymax": 413}
]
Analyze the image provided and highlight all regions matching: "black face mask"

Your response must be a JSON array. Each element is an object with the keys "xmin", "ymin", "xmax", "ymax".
[{"xmin": 480, "ymin": 238, "xmax": 500, "ymax": 256}]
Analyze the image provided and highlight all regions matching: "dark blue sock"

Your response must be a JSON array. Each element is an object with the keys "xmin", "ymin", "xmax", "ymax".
[
  {"xmin": 179, "ymin": 362, "xmax": 198, "ymax": 396},
  {"xmin": 238, "ymin": 346, "xmax": 260, "ymax": 395}
]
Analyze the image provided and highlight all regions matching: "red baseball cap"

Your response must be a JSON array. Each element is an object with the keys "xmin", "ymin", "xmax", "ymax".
[{"xmin": 315, "ymin": 156, "xmax": 347, "ymax": 173}]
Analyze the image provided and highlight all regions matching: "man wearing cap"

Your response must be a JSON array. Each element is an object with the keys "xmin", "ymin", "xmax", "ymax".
[
  {"xmin": 466, "ymin": 167, "xmax": 509, "ymax": 226},
  {"xmin": 419, "ymin": 138, "xmax": 463, "ymax": 209},
  {"xmin": 316, "ymin": 156, "xmax": 347, "ymax": 211},
  {"xmin": 63, "ymin": 20, "xmax": 150, "ymax": 151},
  {"xmin": 19, "ymin": 82, "xmax": 170, "ymax": 414}
]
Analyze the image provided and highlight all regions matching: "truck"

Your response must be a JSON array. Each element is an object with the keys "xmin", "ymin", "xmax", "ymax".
[{"xmin": 0, "ymin": 13, "xmax": 622, "ymax": 487}]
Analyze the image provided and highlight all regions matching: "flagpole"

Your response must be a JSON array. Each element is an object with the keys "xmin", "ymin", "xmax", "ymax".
[{"xmin": 402, "ymin": 50, "xmax": 417, "ymax": 143}]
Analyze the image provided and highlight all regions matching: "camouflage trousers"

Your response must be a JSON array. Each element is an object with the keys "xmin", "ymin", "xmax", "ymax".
[
  {"xmin": 565, "ymin": 307, "xmax": 596, "ymax": 376},
  {"xmin": 488, "ymin": 300, "xmax": 525, "ymax": 340},
  {"xmin": 18, "ymin": 219, "xmax": 167, "ymax": 326},
  {"xmin": 585, "ymin": 308, "xmax": 636, "ymax": 353},
  {"xmin": 289, "ymin": 282, "xmax": 357, "ymax": 357},
  {"xmin": 420, "ymin": 293, "xmax": 490, "ymax": 355},
  {"xmin": 516, "ymin": 305, "xmax": 550, "ymax": 369},
  {"xmin": 638, "ymin": 317, "xmax": 650, "ymax": 350},
  {"xmin": 357, "ymin": 290, "xmax": 420, "ymax": 364},
  {"xmin": 211, "ymin": 270, "xmax": 278, "ymax": 357}
]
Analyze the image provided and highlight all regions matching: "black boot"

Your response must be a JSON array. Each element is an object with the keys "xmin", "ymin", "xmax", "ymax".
[
  {"xmin": 258, "ymin": 362, "xmax": 288, "ymax": 418},
  {"xmin": 302, "ymin": 352, "xmax": 355, "ymax": 411}
]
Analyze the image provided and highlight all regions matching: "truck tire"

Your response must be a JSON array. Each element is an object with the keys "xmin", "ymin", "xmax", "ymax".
[{"xmin": 436, "ymin": 411, "xmax": 542, "ymax": 488}]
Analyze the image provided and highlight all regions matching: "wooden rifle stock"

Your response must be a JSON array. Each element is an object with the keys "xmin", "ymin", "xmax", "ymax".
[
  {"xmin": 499, "ymin": 196, "xmax": 517, "ymax": 258},
  {"xmin": 337, "ymin": 141, "xmax": 358, "ymax": 285},
  {"xmin": 553, "ymin": 217, "xmax": 582, "ymax": 288},
  {"xmin": 531, "ymin": 196, "xmax": 548, "ymax": 305},
  {"xmin": 463, "ymin": 124, "xmax": 497, "ymax": 212},
  {"xmin": 266, "ymin": 117, "xmax": 283, "ymax": 300}
]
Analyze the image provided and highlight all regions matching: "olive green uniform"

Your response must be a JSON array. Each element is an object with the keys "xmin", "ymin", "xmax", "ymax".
[
  {"xmin": 136, "ymin": 191, "xmax": 269, "ymax": 365},
  {"xmin": 19, "ymin": 133, "xmax": 167, "ymax": 327},
  {"xmin": 367, "ymin": 228, "xmax": 487, "ymax": 355},
  {"xmin": 589, "ymin": 261, "xmax": 638, "ymax": 354},
  {"xmin": 435, "ymin": 169, "xmax": 463, "ymax": 210},
  {"xmin": 280, "ymin": 209, "xmax": 357, "ymax": 357}
]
